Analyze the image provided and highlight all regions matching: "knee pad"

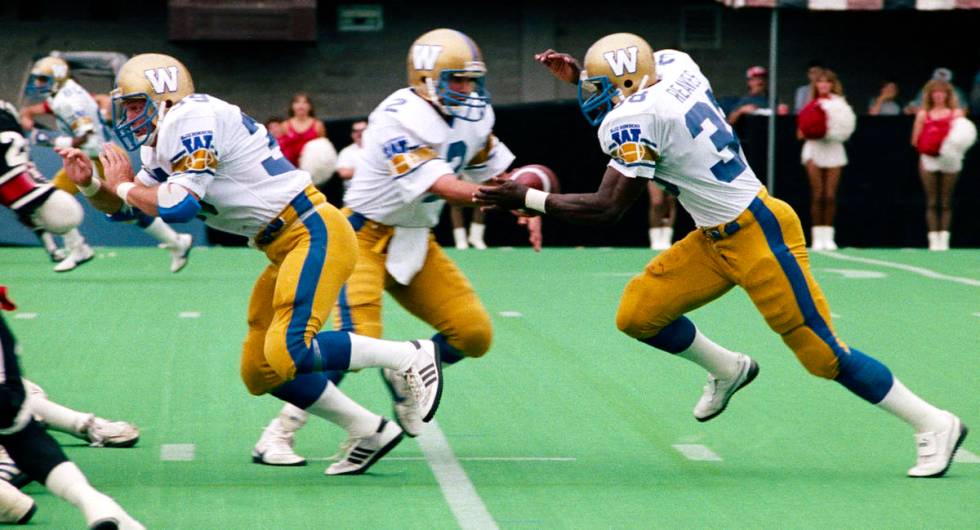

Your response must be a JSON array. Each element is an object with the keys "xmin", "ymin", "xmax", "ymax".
[
  {"xmin": 30, "ymin": 190, "xmax": 83, "ymax": 235},
  {"xmin": 782, "ymin": 325, "xmax": 840, "ymax": 379}
]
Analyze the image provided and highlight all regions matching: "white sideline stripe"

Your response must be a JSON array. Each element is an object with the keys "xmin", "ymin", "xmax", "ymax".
[
  {"xmin": 178, "ymin": 311, "xmax": 201, "ymax": 318},
  {"xmin": 672, "ymin": 444, "xmax": 722, "ymax": 461},
  {"xmin": 160, "ymin": 444, "xmax": 195, "ymax": 461},
  {"xmin": 12, "ymin": 313, "xmax": 37, "ymax": 320},
  {"xmin": 953, "ymin": 449, "xmax": 980, "ymax": 464},
  {"xmin": 498, "ymin": 311, "xmax": 523, "ymax": 318},
  {"xmin": 820, "ymin": 251, "xmax": 980, "ymax": 287},
  {"xmin": 418, "ymin": 420, "xmax": 499, "ymax": 530},
  {"xmin": 972, "ymin": 313, "xmax": 980, "ymax": 318},
  {"xmin": 310, "ymin": 456, "xmax": 576, "ymax": 462}
]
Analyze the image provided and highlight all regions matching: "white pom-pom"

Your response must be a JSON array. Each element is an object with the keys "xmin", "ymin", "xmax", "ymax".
[
  {"xmin": 939, "ymin": 117, "xmax": 977, "ymax": 160},
  {"xmin": 299, "ymin": 138, "xmax": 338, "ymax": 186},
  {"xmin": 820, "ymin": 95, "xmax": 856, "ymax": 142}
]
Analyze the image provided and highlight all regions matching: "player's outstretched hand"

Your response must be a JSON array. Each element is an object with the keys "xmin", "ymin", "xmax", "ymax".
[
  {"xmin": 99, "ymin": 144, "xmax": 134, "ymax": 192},
  {"xmin": 534, "ymin": 49, "xmax": 581, "ymax": 85},
  {"xmin": 54, "ymin": 146, "xmax": 94, "ymax": 186},
  {"xmin": 474, "ymin": 176, "xmax": 528, "ymax": 212}
]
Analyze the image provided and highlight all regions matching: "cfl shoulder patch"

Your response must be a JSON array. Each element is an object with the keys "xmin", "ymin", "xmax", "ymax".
[
  {"xmin": 382, "ymin": 136, "xmax": 438, "ymax": 179},
  {"xmin": 171, "ymin": 131, "xmax": 218, "ymax": 175},
  {"xmin": 608, "ymin": 123, "xmax": 658, "ymax": 169}
]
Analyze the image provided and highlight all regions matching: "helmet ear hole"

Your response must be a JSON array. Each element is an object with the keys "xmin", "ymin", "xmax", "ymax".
[{"xmin": 623, "ymin": 79, "xmax": 633, "ymax": 88}]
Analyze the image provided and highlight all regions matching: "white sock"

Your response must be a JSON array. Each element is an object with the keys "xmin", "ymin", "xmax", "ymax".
[
  {"xmin": 468, "ymin": 222, "xmax": 485, "ymax": 242},
  {"xmin": 877, "ymin": 378, "xmax": 947, "ymax": 433},
  {"xmin": 44, "ymin": 462, "xmax": 120, "ymax": 526},
  {"xmin": 275, "ymin": 403, "xmax": 309, "ymax": 433},
  {"xmin": 826, "ymin": 226, "xmax": 835, "ymax": 244},
  {"xmin": 939, "ymin": 231, "xmax": 950, "ymax": 250},
  {"xmin": 63, "ymin": 229, "xmax": 86, "ymax": 250},
  {"xmin": 927, "ymin": 231, "xmax": 938, "ymax": 250},
  {"xmin": 306, "ymin": 382, "xmax": 379, "ymax": 437},
  {"xmin": 143, "ymin": 217, "xmax": 179, "ymax": 247},
  {"xmin": 663, "ymin": 227, "xmax": 673, "ymax": 246},
  {"xmin": 453, "ymin": 227, "xmax": 468, "ymax": 249},
  {"xmin": 40, "ymin": 231, "xmax": 59, "ymax": 253},
  {"xmin": 810, "ymin": 226, "xmax": 820, "ymax": 248},
  {"xmin": 675, "ymin": 329, "xmax": 741, "ymax": 379},
  {"xmin": 648, "ymin": 228, "xmax": 658, "ymax": 249},
  {"xmin": 347, "ymin": 333, "xmax": 416, "ymax": 371},
  {"xmin": 29, "ymin": 395, "xmax": 92, "ymax": 437}
]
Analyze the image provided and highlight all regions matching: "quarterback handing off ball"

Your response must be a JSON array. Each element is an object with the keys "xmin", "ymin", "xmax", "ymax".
[{"xmin": 508, "ymin": 164, "xmax": 560, "ymax": 193}]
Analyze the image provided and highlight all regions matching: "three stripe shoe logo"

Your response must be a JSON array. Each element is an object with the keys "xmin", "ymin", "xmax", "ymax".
[
  {"xmin": 344, "ymin": 419, "xmax": 387, "ymax": 466},
  {"xmin": 420, "ymin": 363, "xmax": 438, "ymax": 389}
]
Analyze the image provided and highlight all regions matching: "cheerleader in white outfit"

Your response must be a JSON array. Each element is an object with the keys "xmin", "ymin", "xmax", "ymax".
[
  {"xmin": 910, "ymin": 80, "xmax": 976, "ymax": 251},
  {"xmin": 797, "ymin": 69, "xmax": 856, "ymax": 250}
]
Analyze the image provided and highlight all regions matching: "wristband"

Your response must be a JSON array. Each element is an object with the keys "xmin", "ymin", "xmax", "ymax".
[
  {"xmin": 524, "ymin": 188, "xmax": 549, "ymax": 213},
  {"xmin": 115, "ymin": 182, "xmax": 136, "ymax": 205},
  {"xmin": 78, "ymin": 178, "xmax": 102, "ymax": 197},
  {"xmin": 53, "ymin": 136, "xmax": 73, "ymax": 149}
]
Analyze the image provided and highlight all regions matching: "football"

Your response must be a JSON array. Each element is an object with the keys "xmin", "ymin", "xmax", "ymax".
[{"xmin": 508, "ymin": 164, "xmax": 560, "ymax": 193}]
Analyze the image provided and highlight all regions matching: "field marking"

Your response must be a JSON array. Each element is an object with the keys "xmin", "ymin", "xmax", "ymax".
[
  {"xmin": 160, "ymin": 444, "xmax": 196, "ymax": 461},
  {"xmin": 498, "ymin": 311, "xmax": 523, "ymax": 318},
  {"xmin": 953, "ymin": 449, "xmax": 980, "ymax": 464},
  {"xmin": 309, "ymin": 456, "xmax": 576, "ymax": 462},
  {"xmin": 817, "ymin": 268, "xmax": 887, "ymax": 279},
  {"xmin": 820, "ymin": 252, "xmax": 980, "ymax": 287},
  {"xmin": 178, "ymin": 311, "xmax": 201, "ymax": 318},
  {"xmin": 972, "ymin": 313, "xmax": 980, "ymax": 318},
  {"xmin": 418, "ymin": 420, "xmax": 499, "ymax": 530},
  {"xmin": 672, "ymin": 444, "xmax": 722, "ymax": 461},
  {"xmin": 13, "ymin": 313, "xmax": 37, "ymax": 320}
]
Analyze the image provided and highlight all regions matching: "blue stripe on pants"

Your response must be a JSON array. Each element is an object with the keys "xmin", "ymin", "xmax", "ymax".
[
  {"xmin": 337, "ymin": 285, "xmax": 355, "ymax": 332},
  {"xmin": 748, "ymin": 197, "xmax": 892, "ymax": 403}
]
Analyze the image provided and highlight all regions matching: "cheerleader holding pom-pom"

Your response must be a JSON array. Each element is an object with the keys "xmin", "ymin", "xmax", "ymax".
[
  {"xmin": 797, "ymin": 69, "xmax": 856, "ymax": 251},
  {"xmin": 911, "ymin": 80, "xmax": 976, "ymax": 251}
]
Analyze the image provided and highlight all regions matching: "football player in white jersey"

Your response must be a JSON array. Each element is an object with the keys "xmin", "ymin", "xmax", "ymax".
[
  {"xmin": 476, "ymin": 34, "xmax": 966, "ymax": 478},
  {"xmin": 57, "ymin": 53, "xmax": 446, "ymax": 476},
  {"xmin": 21, "ymin": 55, "xmax": 193, "ymax": 273},
  {"xmin": 251, "ymin": 28, "xmax": 542, "ymax": 466}
]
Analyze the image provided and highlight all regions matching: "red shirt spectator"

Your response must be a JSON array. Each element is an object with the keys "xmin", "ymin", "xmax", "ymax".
[{"xmin": 278, "ymin": 93, "xmax": 327, "ymax": 166}]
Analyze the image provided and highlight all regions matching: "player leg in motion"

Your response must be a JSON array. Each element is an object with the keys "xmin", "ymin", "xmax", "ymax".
[
  {"xmin": 20, "ymin": 55, "xmax": 192, "ymax": 273},
  {"xmin": 59, "ymin": 53, "xmax": 444, "ymax": 476},
  {"xmin": 0, "ymin": 288, "xmax": 144, "ymax": 529},
  {"xmin": 647, "ymin": 180, "xmax": 676, "ymax": 250},
  {"xmin": 253, "ymin": 29, "xmax": 543, "ymax": 467},
  {"xmin": 0, "ymin": 378, "xmax": 139, "ymax": 489},
  {"xmin": 476, "ymin": 34, "xmax": 966, "ymax": 478}
]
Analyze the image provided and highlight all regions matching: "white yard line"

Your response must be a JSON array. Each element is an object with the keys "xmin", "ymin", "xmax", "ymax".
[
  {"xmin": 672, "ymin": 444, "xmax": 722, "ymax": 461},
  {"xmin": 160, "ymin": 444, "xmax": 195, "ymax": 461},
  {"xmin": 310, "ymin": 456, "xmax": 576, "ymax": 462},
  {"xmin": 953, "ymin": 448, "xmax": 980, "ymax": 464},
  {"xmin": 819, "ymin": 251, "xmax": 980, "ymax": 287},
  {"xmin": 418, "ymin": 420, "xmax": 499, "ymax": 530}
]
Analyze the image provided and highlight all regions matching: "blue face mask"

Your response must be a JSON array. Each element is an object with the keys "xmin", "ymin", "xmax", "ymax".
[
  {"xmin": 578, "ymin": 75, "xmax": 618, "ymax": 127},
  {"xmin": 24, "ymin": 75, "xmax": 54, "ymax": 101},
  {"xmin": 435, "ymin": 70, "xmax": 490, "ymax": 122},
  {"xmin": 112, "ymin": 93, "xmax": 158, "ymax": 151}
]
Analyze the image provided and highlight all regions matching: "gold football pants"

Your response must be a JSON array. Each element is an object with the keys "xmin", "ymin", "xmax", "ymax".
[
  {"xmin": 51, "ymin": 158, "xmax": 103, "ymax": 195},
  {"xmin": 616, "ymin": 189, "xmax": 847, "ymax": 379},
  {"xmin": 240, "ymin": 187, "xmax": 357, "ymax": 395},
  {"xmin": 334, "ymin": 210, "xmax": 492, "ymax": 358}
]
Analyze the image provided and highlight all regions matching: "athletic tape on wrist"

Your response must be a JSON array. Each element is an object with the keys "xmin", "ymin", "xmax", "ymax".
[{"xmin": 524, "ymin": 188, "xmax": 549, "ymax": 213}]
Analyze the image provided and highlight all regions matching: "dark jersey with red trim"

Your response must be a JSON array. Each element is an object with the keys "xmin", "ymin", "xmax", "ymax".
[{"xmin": 0, "ymin": 104, "xmax": 53, "ymax": 218}]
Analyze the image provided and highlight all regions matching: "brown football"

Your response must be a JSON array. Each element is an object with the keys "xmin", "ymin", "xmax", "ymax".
[{"xmin": 508, "ymin": 164, "xmax": 560, "ymax": 193}]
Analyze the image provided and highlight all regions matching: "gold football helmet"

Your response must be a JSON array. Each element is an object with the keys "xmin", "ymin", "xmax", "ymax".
[
  {"xmin": 111, "ymin": 53, "xmax": 194, "ymax": 150},
  {"xmin": 407, "ymin": 28, "xmax": 489, "ymax": 121},
  {"xmin": 26, "ymin": 56, "xmax": 71, "ymax": 100},
  {"xmin": 578, "ymin": 33, "xmax": 656, "ymax": 125}
]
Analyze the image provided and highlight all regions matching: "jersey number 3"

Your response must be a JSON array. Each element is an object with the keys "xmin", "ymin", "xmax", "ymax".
[{"xmin": 683, "ymin": 101, "xmax": 747, "ymax": 183}]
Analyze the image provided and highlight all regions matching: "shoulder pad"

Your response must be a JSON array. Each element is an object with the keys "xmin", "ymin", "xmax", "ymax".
[{"xmin": 370, "ymin": 88, "xmax": 448, "ymax": 146}]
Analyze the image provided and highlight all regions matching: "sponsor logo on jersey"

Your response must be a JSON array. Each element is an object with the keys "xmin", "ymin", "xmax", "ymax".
[
  {"xmin": 173, "ymin": 131, "xmax": 218, "ymax": 173},
  {"xmin": 602, "ymin": 47, "xmax": 639, "ymax": 77},
  {"xmin": 609, "ymin": 124, "xmax": 656, "ymax": 166},
  {"xmin": 144, "ymin": 67, "xmax": 180, "ymax": 94},
  {"xmin": 383, "ymin": 136, "xmax": 437, "ymax": 177},
  {"xmin": 412, "ymin": 45, "xmax": 444, "ymax": 71}
]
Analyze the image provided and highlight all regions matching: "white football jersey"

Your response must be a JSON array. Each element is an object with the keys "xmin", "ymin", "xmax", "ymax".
[
  {"xmin": 599, "ymin": 50, "xmax": 763, "ymax": 227},
  {"xmin": 343, "ymin": 87, "xmax": 514, "ymax": 227},
  {"xmin": 47, "ymin": 79, "xmax": 109, "ymax": 158},
  {"xmin": 134, "ymin": 94, "xmax": 311, "ymax": 237}
]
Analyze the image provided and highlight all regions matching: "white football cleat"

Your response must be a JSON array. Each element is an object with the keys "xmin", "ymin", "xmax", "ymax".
[
  {"xmin": 168, "ymin": 233, "xmax": 193, "ymax": 273},
  {"xmin": 82, "ymin": 416, "xmax": 140, "ymax": 448},
  {"xmin": 53, "ymin": 243, "xmax": 94, "ymax": 272},
  {"xmin": 467, "ymin": 235, "xmax": 488, "ymax": 250},
  {"xmin": 398, "ymin": 340, "xmax": 443, "ymax": 424},
  {"xmin": 381, "ymin": 368, "xmax": 424, "ymax": 437},
  {"xmin": 908, "ymin": 412, "xmax": 968, "ymax": 478},
  {"xmin": 693, "ymin": 354, "xmax": 759, "ymax": 422},
  {"xmin": 0, "ymin": 480, "xmax": 35, "ymax": 524},
  {"xmin": 252, "ymin": 422, "xmax": 306, "ymax": 466},
  {"xmin": 325, "ymin": 418, "xmax": 404, "ymax": 476},
  {"xmin": 85, "ymin": 493, "xmax": 145, "ymax": 530}
]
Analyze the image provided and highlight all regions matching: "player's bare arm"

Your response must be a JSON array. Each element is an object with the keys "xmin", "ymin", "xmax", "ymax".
[
  {"xmin": 534, "ymin": 49, "xmax": 582, "ymax": 85},
  {"xmin": 428, "ymin": 174, "xmax": 487, "ymax": 206},
  {"xmin": 476, "ymin": 165, "xmax": 644, "ymax": 225}
]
